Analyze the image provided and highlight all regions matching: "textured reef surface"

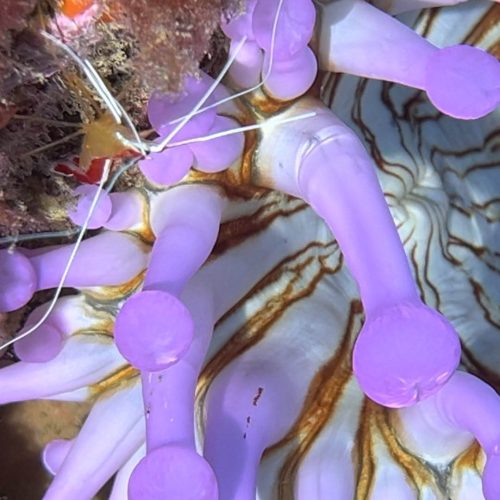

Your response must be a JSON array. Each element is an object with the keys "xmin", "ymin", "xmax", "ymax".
[{"xmin": 0, "ymin": 0, "xmax": 499, "ymax": 499}]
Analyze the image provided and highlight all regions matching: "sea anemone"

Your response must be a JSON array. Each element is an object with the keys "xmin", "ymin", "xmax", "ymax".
[{"xmin": 0, "ymin": 0, "xmax": 499, "ymax": 499}]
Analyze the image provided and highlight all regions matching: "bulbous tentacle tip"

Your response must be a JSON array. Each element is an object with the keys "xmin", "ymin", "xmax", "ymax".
[
  {"xmin": 263, "ymin": 46, "xmax": 318, "ymax": 101},
  {"xmin": 228, "ymin": 39, "xmax": 264, "ymax": 89},
  {"xmin": 114, "ymin": 290, "xmax": 194, "ymax": 371},
  {"xmin": 128, "ymin": 445, "xmax": 218, "ymax": 500},
  {"xmin": 14, "ymin": 322, "xmax": 63, "ymax": 363},
  {"xmin": 139, "ymin": 145, "xmax": 193, "ymax": 187},
  {"xmin": 147, "ymin": 74, "xmax": 217, "ymax": 139},
  {"xmin": 221, "ymin": 0, "xmax": 257, "ymax": 41},
  {"xmin": 483, "ymin": 450, "xmax": 500, "ymax": 500},
  {"xmin": 191, "ymin": 116, "xmax": 245, "ymax": 173},
  {"xmin": 253, "ymin": 0, "xmax": 316, "ymax": 60},
  {"xmin": 425, "ymin": 45, "xmax": 500, "ymax": 120},
  {"xmin": 68, "ymin": 185, "xmax": 112, "ymax": 229},
  {"xmin": 352, "ymin": 302, "xmax": 461, "ymax": 408},
  {"xmin": 0, "ymin": 250, "xmax": 37, "ymax": 313},
  {"xmin": 42, "ymin": 438, "xmax": 73, "ymax": 476}
]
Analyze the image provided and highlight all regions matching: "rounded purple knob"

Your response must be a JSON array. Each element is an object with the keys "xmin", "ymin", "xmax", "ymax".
[
  {"xmin": 0, "ymin": 250, "xmax": 37, "ymax": 313},
  {"xmin": 147, "ymin": 76, "xmax": 217, "ymax": 139},
  {"xmin": 114, "ymin": 290, "xmax": 194, "ymax": 371},
  {"xmin": 190, "ymin": 116, "xmax": 245, "ymax": 173},
  {"xmin": 263, "ymin": 46, "xmax": 317, "ymax": 101},
  {"xmin": 253, "ymin": 0, "xmax": 316, "ymax": 60},
  {"xmin": 139, "ymin": 146, "xmax": 193, "ymax": 186},
  {"xmin": 353, "ymin": 302, "xmax": 461, "ymax": 407},
  {"xmin": 128, "ymin": 445, "xmax": 218, "ymax": 500},
  {"xmin": 42, "ymin": 438, "xmax": 72, "ymax": 475},
  {"xmin": 14, "ymin": 322, "xmax": 63, "ymax": 363},
  {"xmin": 221, "ymin": 0, "xmax": 257, "ymax": 41},
  {"xmin": 68, "ymin": 185, "xmax": 112, "ymax": 229},
  {"xmin": 425, "ymin": 45, "xmax": 500, "ymax": 120}
]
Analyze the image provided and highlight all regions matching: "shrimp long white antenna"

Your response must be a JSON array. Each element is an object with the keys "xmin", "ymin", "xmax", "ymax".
[
  {"xmin": 166, "ymin": 111, "xmax": 317, "ymax": 148},
  {"xmin": 40, "ymin": 32, "xmax": 147, "ymax": 157},
  {"xmin": 0, "ymin": 154, "xmax": 136, "ymax": 246},
  {"xmin": 41, "ymin": 32, "xmax": 121, "ymax": 122},
  {"xmin": 151, "ymin": 35, "xmax": 248, "ymax": 153},
  {"xmin": 117, "ymin": 35, "xmax": 249, "ymax": 155},
  {"xmin": 0, "ymin": 1, "xmax": 288, "ymax": 307},
  {"xmin": 0, "ymin": 26, "xmax": 244, "ymax": 334},
  {"xmin": 167, "ymin": 0, "xmax": 285, "ymax": 126},
  {"xmin": 0, "ymin": 33, "xmax": 249, "ymax": 248},
  {"xmin": 0, "ymin": 160, "xmax": 112, "ymax": 353},
  {"xmin": 0, "ymin": 109, "xmax": 316, "ymax": 250},
  {"xmin": 0, "ymin": 114, "xmax": 317, "ymax": 248},
  {"xmin": 120, "ymin": 0, "xmax": 285, "ymax": 154}
]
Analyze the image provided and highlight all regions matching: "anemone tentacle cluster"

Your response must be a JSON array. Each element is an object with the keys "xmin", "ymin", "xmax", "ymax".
[{"xmin": 0, "ymin": 0, "xmax": 499, "ymax": 499}]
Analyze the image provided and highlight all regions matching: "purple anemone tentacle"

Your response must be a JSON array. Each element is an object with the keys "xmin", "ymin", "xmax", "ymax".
[
  {"xmin": 0, "ymin": 335, "xmax": 127, "ymax": 404},
  {"xmin": 221, "ymin": 0, "xmax": 257, "ymax": 41},
  {"xmin": 28, "ymin": 232, "xmax": 148, "ymax": 291},
  {"xmin": 43, "ymin": 381, "xmax": 144, "ymax": 500},
  {"xmin": 105, "ymin": 190, "xmax": 146, "ymax": 231},
  {"xmin": 43, "ymin": 439, "xmax": 74, "ymax": 476},
  {"xmin": 139, "ymin": 143, "xmax": 194, "ymax": 186},
  {"xmin": 317, "ymin": 0, "xmax": 500, "ymax": 119},
  {"xmin": 0, "ymin": 232, "xmax": 148, "ymax": 313},
  {"xmin": 223, "ymin": 0, "xmax": 318, "ymax": 99},
  {"xmin": 139, "ymin": 285, "xmax": 215, "ymax": 452},
  {"xmin": 398, "ymin": 371, "xmax": 500, "ymax": 500},
  {"xmin": 190, "ymin": 115, "xmax": 245, "ymax": 173},
  {"xmin": 261, "ymin": 45, "xmax": 317, "ymax": 101},
  {"xmin": 14, "ymin": 321, "xmax": 63, "ymax": 363},
  {"xmin": 0, "ymin": 250, "xmax": 37, "ymax": 312},
  {"xmin": 147, "ymin": 74, "xmax": 217, "ymax": 139},
  {"xmin": 128, "ymin": 284, "xmax": 219, "ymax": 500},
  {"xmin": 113, "ymin": 184, "xmax": 225, "ymax": 498},
  {"xmin": 114, "ymin": 184, "xmax": 225, "ymax": 371},
  {"xmin": 221, "ymin": 0, "xmax": 262, "ymax": 88},
  {"xmin": 13, "ymin": 295, "xmax": 97, "ymax": 363},
  {"xmin": 256, "ymin": 98, "xmax": 461, "ymax": 407},
  {"xmin": 68, "ymin": 185, "xmax": 112, "ymax": 229},
  {"xmin": 227, "ymin": 39, "xmax": 263, "ymax": 89},
  {"xmin": 252, "ymin": 0, "xmax": 316, "ymax": 60},
  {"xmin": 202, "ymin": 270, "xmax": 352, "ymax": 499},
  {"xmin": 142, "ymin": 71, "xmax": 241, "ymax": 185},
  {"xmin": 69, "ymin": 186, "xmax": 146, "ymax": 231},
  {"xmin": 201, "ymin": 285, "xmax": 342, "ymax": 500},
  {"xmin": 129, "ymin": 445, "xmax": 218, "ymax": 500}
]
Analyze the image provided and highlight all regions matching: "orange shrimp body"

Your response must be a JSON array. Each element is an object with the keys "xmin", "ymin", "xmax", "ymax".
[
  {"xmin": 53, "ymin": 114, "xmax": 141, "ymax": 184},
  {"xmin": 79, "ymin": 114, "xmax": 134, "ymax": 170}
]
